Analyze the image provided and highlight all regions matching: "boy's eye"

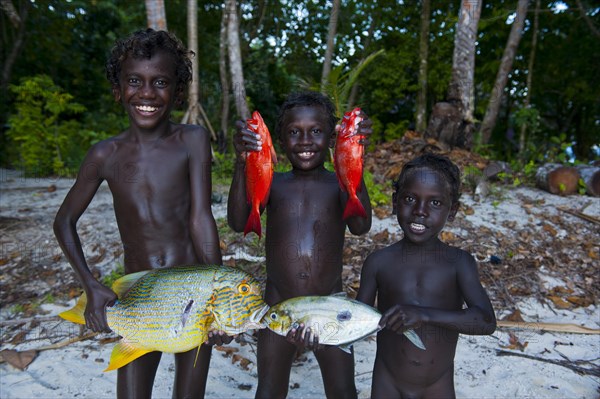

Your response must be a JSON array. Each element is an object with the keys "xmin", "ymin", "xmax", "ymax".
[
  {"xmin": 431, "ymin": 200, "xmax": 442, "ymax": 207},
  {"xmin": 311, "ymin": 128, "xmax": 321, "ymax": 135},
  {"xmin": 154, "ymin": 79, "xmax": 168, "ymax": 88},
  {"xmin": 403, "ymin": 196, "xmax": 414, "ymax": 203},
  {"xmin": 128, "ymin": 78, "xmax": 140, "ymax": 86},
  {"xmin": 289, "ymin": 129, "xmax": 299, "ymax": 135}
]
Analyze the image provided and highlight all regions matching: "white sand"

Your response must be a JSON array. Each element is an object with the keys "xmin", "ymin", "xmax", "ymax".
[{"xmin": 1, "ymin": 171, "xmax": 599, "ymax": 398}]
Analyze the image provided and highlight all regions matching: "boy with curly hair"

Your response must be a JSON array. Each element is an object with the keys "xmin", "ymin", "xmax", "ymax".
[{"xmin": 54, "ymin": 29, "xmax": 222, "ymax": 398}]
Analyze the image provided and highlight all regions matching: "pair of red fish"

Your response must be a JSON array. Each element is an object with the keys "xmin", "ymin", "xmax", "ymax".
[{"xmin": 243, "ymin": 108, "xmax": 366, "ymax": 237}]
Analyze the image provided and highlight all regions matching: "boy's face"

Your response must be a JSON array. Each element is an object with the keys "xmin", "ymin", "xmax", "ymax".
[
  {"xmin": 279, "ymin": 106, "xmax": 334, "ymax": 171},
  {"xmin": 113, "ymin": 49, "xmax": 178, "ymax": 132},
  {"xmin": 395, "ymin": 167, "xmax": 458, "ymax": 244}
]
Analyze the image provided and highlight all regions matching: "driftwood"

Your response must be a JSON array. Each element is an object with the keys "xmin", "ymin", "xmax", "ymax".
[
  {"xmin": 496, "ymin": 349, "xmax": 600, "ymax": 377},
  {"xmin": 497, "ymin": 320, "xmax": 600, "ymax": 334},
  {"xmin": 558, "ymin": 207, "xmax": 600, "ymax": 225},
  {"xmin": 535, "ymin": 163, "xmax": 580, "ymax": 195},
  {"xmin": 576, "ymin": 165, "xmax": 600, "ymax": 197}
]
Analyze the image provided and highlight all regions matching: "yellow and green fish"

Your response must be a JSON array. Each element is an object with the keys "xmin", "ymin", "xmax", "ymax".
[
  {"xmin": 60, "ymin": 264, "xmax": 269, "ymax": 371},
  {"xmin": 263, "ymin": 295, "xmax": 425, "ymax": 351}
]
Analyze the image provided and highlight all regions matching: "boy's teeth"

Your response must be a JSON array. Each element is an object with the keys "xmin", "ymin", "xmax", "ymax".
[
  {"xmin": 137, "ymin": 105, "xmax": 157, "ymax": 112},
  {"xmin": 411, "ymin": 223, "xmax": 425, "ymax": 231}
]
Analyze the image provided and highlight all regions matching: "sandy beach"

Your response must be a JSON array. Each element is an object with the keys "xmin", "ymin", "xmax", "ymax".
[{"xmin": 1, "ymin": 169, "xmax": 599, "ymax": 398}]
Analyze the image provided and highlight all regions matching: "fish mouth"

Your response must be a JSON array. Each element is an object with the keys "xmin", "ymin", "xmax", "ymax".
[{"xmin": 248, "ymin": 304, "xmax": 270, "ymax": 329}]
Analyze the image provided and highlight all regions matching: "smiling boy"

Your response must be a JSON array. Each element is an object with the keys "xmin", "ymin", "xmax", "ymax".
[
  {"xmin": 356, "ymin": 153, "xmax": 496, "ymax": 398},
  {"xmin": 54, "ymin": 29, "xmax": 222, "ymax": 398},
  {"xmin": 228, "ymin": 91, "xmax": 372, "ymax": 398}
]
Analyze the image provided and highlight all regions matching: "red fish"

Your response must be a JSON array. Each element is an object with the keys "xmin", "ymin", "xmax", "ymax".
[
  {"xmin": 245, "ymin": 111, "xmax": 277, "ymax": 237},
  {"xmin": 334, "ymin": 108, "xmax": 367, "ymax": 220}
]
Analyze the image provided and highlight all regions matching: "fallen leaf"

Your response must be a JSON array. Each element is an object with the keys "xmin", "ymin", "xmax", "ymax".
[
  {"xmin": 503, "ymin": 309, "xmax": 525, "ymax": 322},
  {"xmin": 547, "ymin": 295, "xmax": 572, "ymax": 309},
  {"xmin": 0, "ymin": 349, "xmax": 37, "ymax": 370}
]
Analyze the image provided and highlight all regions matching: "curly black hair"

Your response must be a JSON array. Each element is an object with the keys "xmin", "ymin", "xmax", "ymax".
[
  {"xmin": 275, "ymin": 91, "xmax": 337, "ymax": 138},
  {"xmin": 105, "ymin": 28, "xmax": 193, "ymax": 96},
  {"xmin": 393, "ymin": 153, "xmax": 462, "ymax": 205}
]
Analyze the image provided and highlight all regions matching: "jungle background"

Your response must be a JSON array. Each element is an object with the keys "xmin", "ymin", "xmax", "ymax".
[{"xmin": 1, "ymin": 0, "xmax": 599, "ymax": 179}]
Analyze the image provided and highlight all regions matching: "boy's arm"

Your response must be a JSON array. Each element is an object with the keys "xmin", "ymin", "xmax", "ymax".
[
  {"xmin": 53, "ymin": 146, "xmax": 117, "ymax": 332},
  {"xmin": 355, "ymin": 253, "xmax": 378, "ymax": 307},
  {"xmin": 227, "ymin": 120, "xmax": 260, "ymax": 232},
  {"xmin": 345, "ymin": 114, "xmax": 372, "ymax": 235},
  {"xmin": 381, "ymin": 253, "xmax": 496, "ymax": 335},
  {"xmin": 187, "ymin": 126, "xmax": 222, "ymax": 265}
]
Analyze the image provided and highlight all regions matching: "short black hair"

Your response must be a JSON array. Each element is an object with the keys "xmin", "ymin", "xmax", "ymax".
[
  {"xmin": 275, "ymin": 91, "xmax": 337, "ymax": 138},
  {"xmin": 105, "ymin": 29, "xmax": 193, "ymax": 97},
  {"xmin": 393, "ymin": 153, "xmax": 461, "ymax": 204}
]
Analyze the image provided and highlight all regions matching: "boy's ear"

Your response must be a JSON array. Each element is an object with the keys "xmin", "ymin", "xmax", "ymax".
[
  {"xmin": 112, "ymin": 85, "xmax": 121, "ymax": 102},
  {"xmin": 447, "ymin": 201, "xmax": 460, "ymax": 221}
]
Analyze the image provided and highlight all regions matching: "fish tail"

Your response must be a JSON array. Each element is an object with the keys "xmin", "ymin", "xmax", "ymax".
[
  {"xmin": 342, "ymin": 194, "xmax": 367, "ymax": 220},
  {"xmin": 104, "ymin": 340, "xmax": 151, "ymax": 371},
  {"xmin": 244, "ymin": 207, "xmax": 262, "ymax": 238},
  {"xmin": 59, "ymin": 293, "xmax": 87, "ymax": 325}
]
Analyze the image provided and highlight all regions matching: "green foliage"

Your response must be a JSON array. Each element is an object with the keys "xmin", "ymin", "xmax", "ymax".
[
  {"xmin": 363, "ymin": 169, "xmax": 388, "ymax": 207},
  {"xmin": 6, "ymin": 75, "xmax": 98, "ymax": 176},
  {"xmin": 101, "ymin": 262, "xmax": 125, "ymax": 288},
  {"xmin": 212, "ymin": 152, "xmax": 237, "ymax": 186}
]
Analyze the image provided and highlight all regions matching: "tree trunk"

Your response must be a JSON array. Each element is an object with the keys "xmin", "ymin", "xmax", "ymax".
[
  {"xmin": 535, "ymin": 163, "xmax": 580, "ymax": 195},
  {"xmin": 219, "ymin": 5, "xmax": 230, "ymax": 153},
  {"xmin": 415, "ymin": 0, "xmax": 431, "ymax": 133},
  {"xmin": 480, "ymin": 0, "xmax": 529, "ymax": 144},
  {"xmin": 519, "ymin": 0, "xmax": 540, "ymax": 156},
  {"xmin": 348, "ymin": 11, "xmax": 378, "ymax": 109},
  {"xmin": 226, "ymin": 0, "xmax": 250, "ymax": 120},
  {"xmin": 321, "ymin": 0, "xmax": 341, "ymax": 93},
  {"xmin": 181, "ymin": 0, "xmax": 217, "ymax": 143},
  {"xmin": 425, "ymin": 0, "xmax": 482, "ymax": 149},
  {"xmin": 576, "ymin": 165, "xmax": 600, "ymax": 197},
  {"xmin": 145, "ymin": 0, "xmax": 167, "ymax": 31},
  {"xmin": 1, "ymin": 1, "xmax": 29, "ymax": 101}
]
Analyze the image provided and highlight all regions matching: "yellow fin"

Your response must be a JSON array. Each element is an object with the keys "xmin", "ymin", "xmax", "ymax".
[
  {"xmin": 104, "ymin": 340, "xmax": 152, "ymax": 371},
  {"xmin": 111, "ymin": 270, "xmax": 151, "ymax": 298},
  {"xmin": 59, "ymin": 293, "xmax": 87, "ymax": 325}
]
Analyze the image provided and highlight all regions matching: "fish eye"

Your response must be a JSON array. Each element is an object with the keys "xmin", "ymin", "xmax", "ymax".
[
  {"xmin": 238, "ymin": 283, "xmax": 250, "ymax": 294},
  {"xmin": 270, "ymin": 313, "xmax": 278, "ymax": 320},
  {"xmin": 337, "ymin": 310, "xmax": 352, "ymax": 321}
]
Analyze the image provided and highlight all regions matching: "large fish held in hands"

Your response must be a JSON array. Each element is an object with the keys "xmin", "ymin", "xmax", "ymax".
[
  {"xmin": 334, "ymin": 108, "xmax": 367, "ymax": 220},
  {"xmin": 262, "ymin": 295, "xmax": 425, "ymax": 351},
  {"xmin": 60, "ymin": 265, "xmax": 269, "ymax": 371},
  {"xmin": 244, "ymin": 110, "xmax": 277, "ymax": 238}
]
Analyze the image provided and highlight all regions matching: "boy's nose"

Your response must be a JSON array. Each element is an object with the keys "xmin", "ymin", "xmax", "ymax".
[
  {"xmin": 139, "ymin": 83, "xmax": 155, "ymax": 98},
  {"xmin": 413, "ymin": 201, "xmax": 428, "ymax": 216}
]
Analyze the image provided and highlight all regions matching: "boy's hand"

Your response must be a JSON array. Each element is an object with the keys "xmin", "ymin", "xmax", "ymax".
[
  {"xmin": 379, "ymin": 305, "xmax": 423, "ymax": 335},
  {"xmin": 84, "ymin": 283, "xmax": 117, "ymax": 333},
  {"xmin": 286, "ymin": 323, "xmax": 321, "ymax": 351},
  {"xmin": 233, "ymin": 120, "xmax": 263, "ymax": 161},
  {"xmin": 204, "ymin": 330, "xmax": 235, "ymax": 346},
  {"xmin": 334, "ymin": 110, "xmax": 373, "ymax": 147}
]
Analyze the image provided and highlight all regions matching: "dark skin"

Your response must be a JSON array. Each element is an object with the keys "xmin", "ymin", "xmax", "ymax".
[
  {"xmin": 53, "ymin": 50, "xmax": 226, "ymax": 399},
  {"xmin": 228, "ymin": 105, "xmax": 372, "ymax": 398},
  {"xmin": 356, "ymin": 167, "xmax": 496, "ymax": 399}
]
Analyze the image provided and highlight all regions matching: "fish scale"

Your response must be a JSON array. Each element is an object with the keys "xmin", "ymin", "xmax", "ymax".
[{"xmin": 60, "ymin": 264, "xmax": 269, "ymax": 371}]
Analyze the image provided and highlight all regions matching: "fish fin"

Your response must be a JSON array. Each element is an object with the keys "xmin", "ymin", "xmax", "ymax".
[
  {"xmin": 339, "ymin": 344, "xmax": 353, "ymax": 354},
  {"xmin": 342, "ymin": 195, "xmax": 367, "ymax": 220},
  {"xmin": 111, "ymin": 270, "xmax": 151, "ymax": 299},
  {"xmin": 403, "ymin": 329, "xmax": 426, "ymax": 350},
  {"xmin": 244, "ymin": 208, "xmax": 262, "ymax": 238},
  {"xmin": 59, "ymin": 293, "xmax": 87, "ymax": 325},
  {"xmin": 193, "ymin": 345, "xmax": 202, "ymax": 368},
  {"xmin": 330, "ymin": 292, "xmax": 348, "ymax": 298},
  {"xmin": 104, "ymin": 340, "xmax": 152, "ymax": 371}
]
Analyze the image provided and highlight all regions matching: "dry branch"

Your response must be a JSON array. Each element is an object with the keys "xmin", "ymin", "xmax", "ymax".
[
  {"xmin": 497, "ymin": 320, "xmax": 600, "ymax": 334},
  {"xmin": 496, "ymin": 349, "xmax": 600, "ymax": 377}
]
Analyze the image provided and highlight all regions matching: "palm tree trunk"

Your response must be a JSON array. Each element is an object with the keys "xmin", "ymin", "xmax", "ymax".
[
  {"xmin": 321, "ymin": 0, "xmax": 341, "ymax": 93},
  {"xmin": 480, "ymin": 0, "xmax": 529, "ymax": 144},
  {"xmin": 226, "ymin": 0, "xmax": 250, "ymax": 120},
  {"xmin": 519, "ymin": 0, "xmax": 540, "ymax": 156},
  {"xmin": 219, "ymin": 5, "xmax": 231, "ymax": 152},
  {"xmin": 415, "ymin": 0, "xmax": 431, "ymax": 133},
  {"xmin": 145, "ymin": 0, "xmax": 167, "ymax": 31}
]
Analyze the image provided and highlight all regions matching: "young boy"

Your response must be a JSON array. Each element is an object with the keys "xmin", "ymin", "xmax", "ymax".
[
  {"xmin": 227, "ymin": 91, "xmax": 372, "ymax": 398},
  {"xmin": 356, "ymin": 153, "xmax": 496, "ymax": 398},
  {"xmin": 53, "ymin": 29, "xmax": 223, "ymax": 398}
]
